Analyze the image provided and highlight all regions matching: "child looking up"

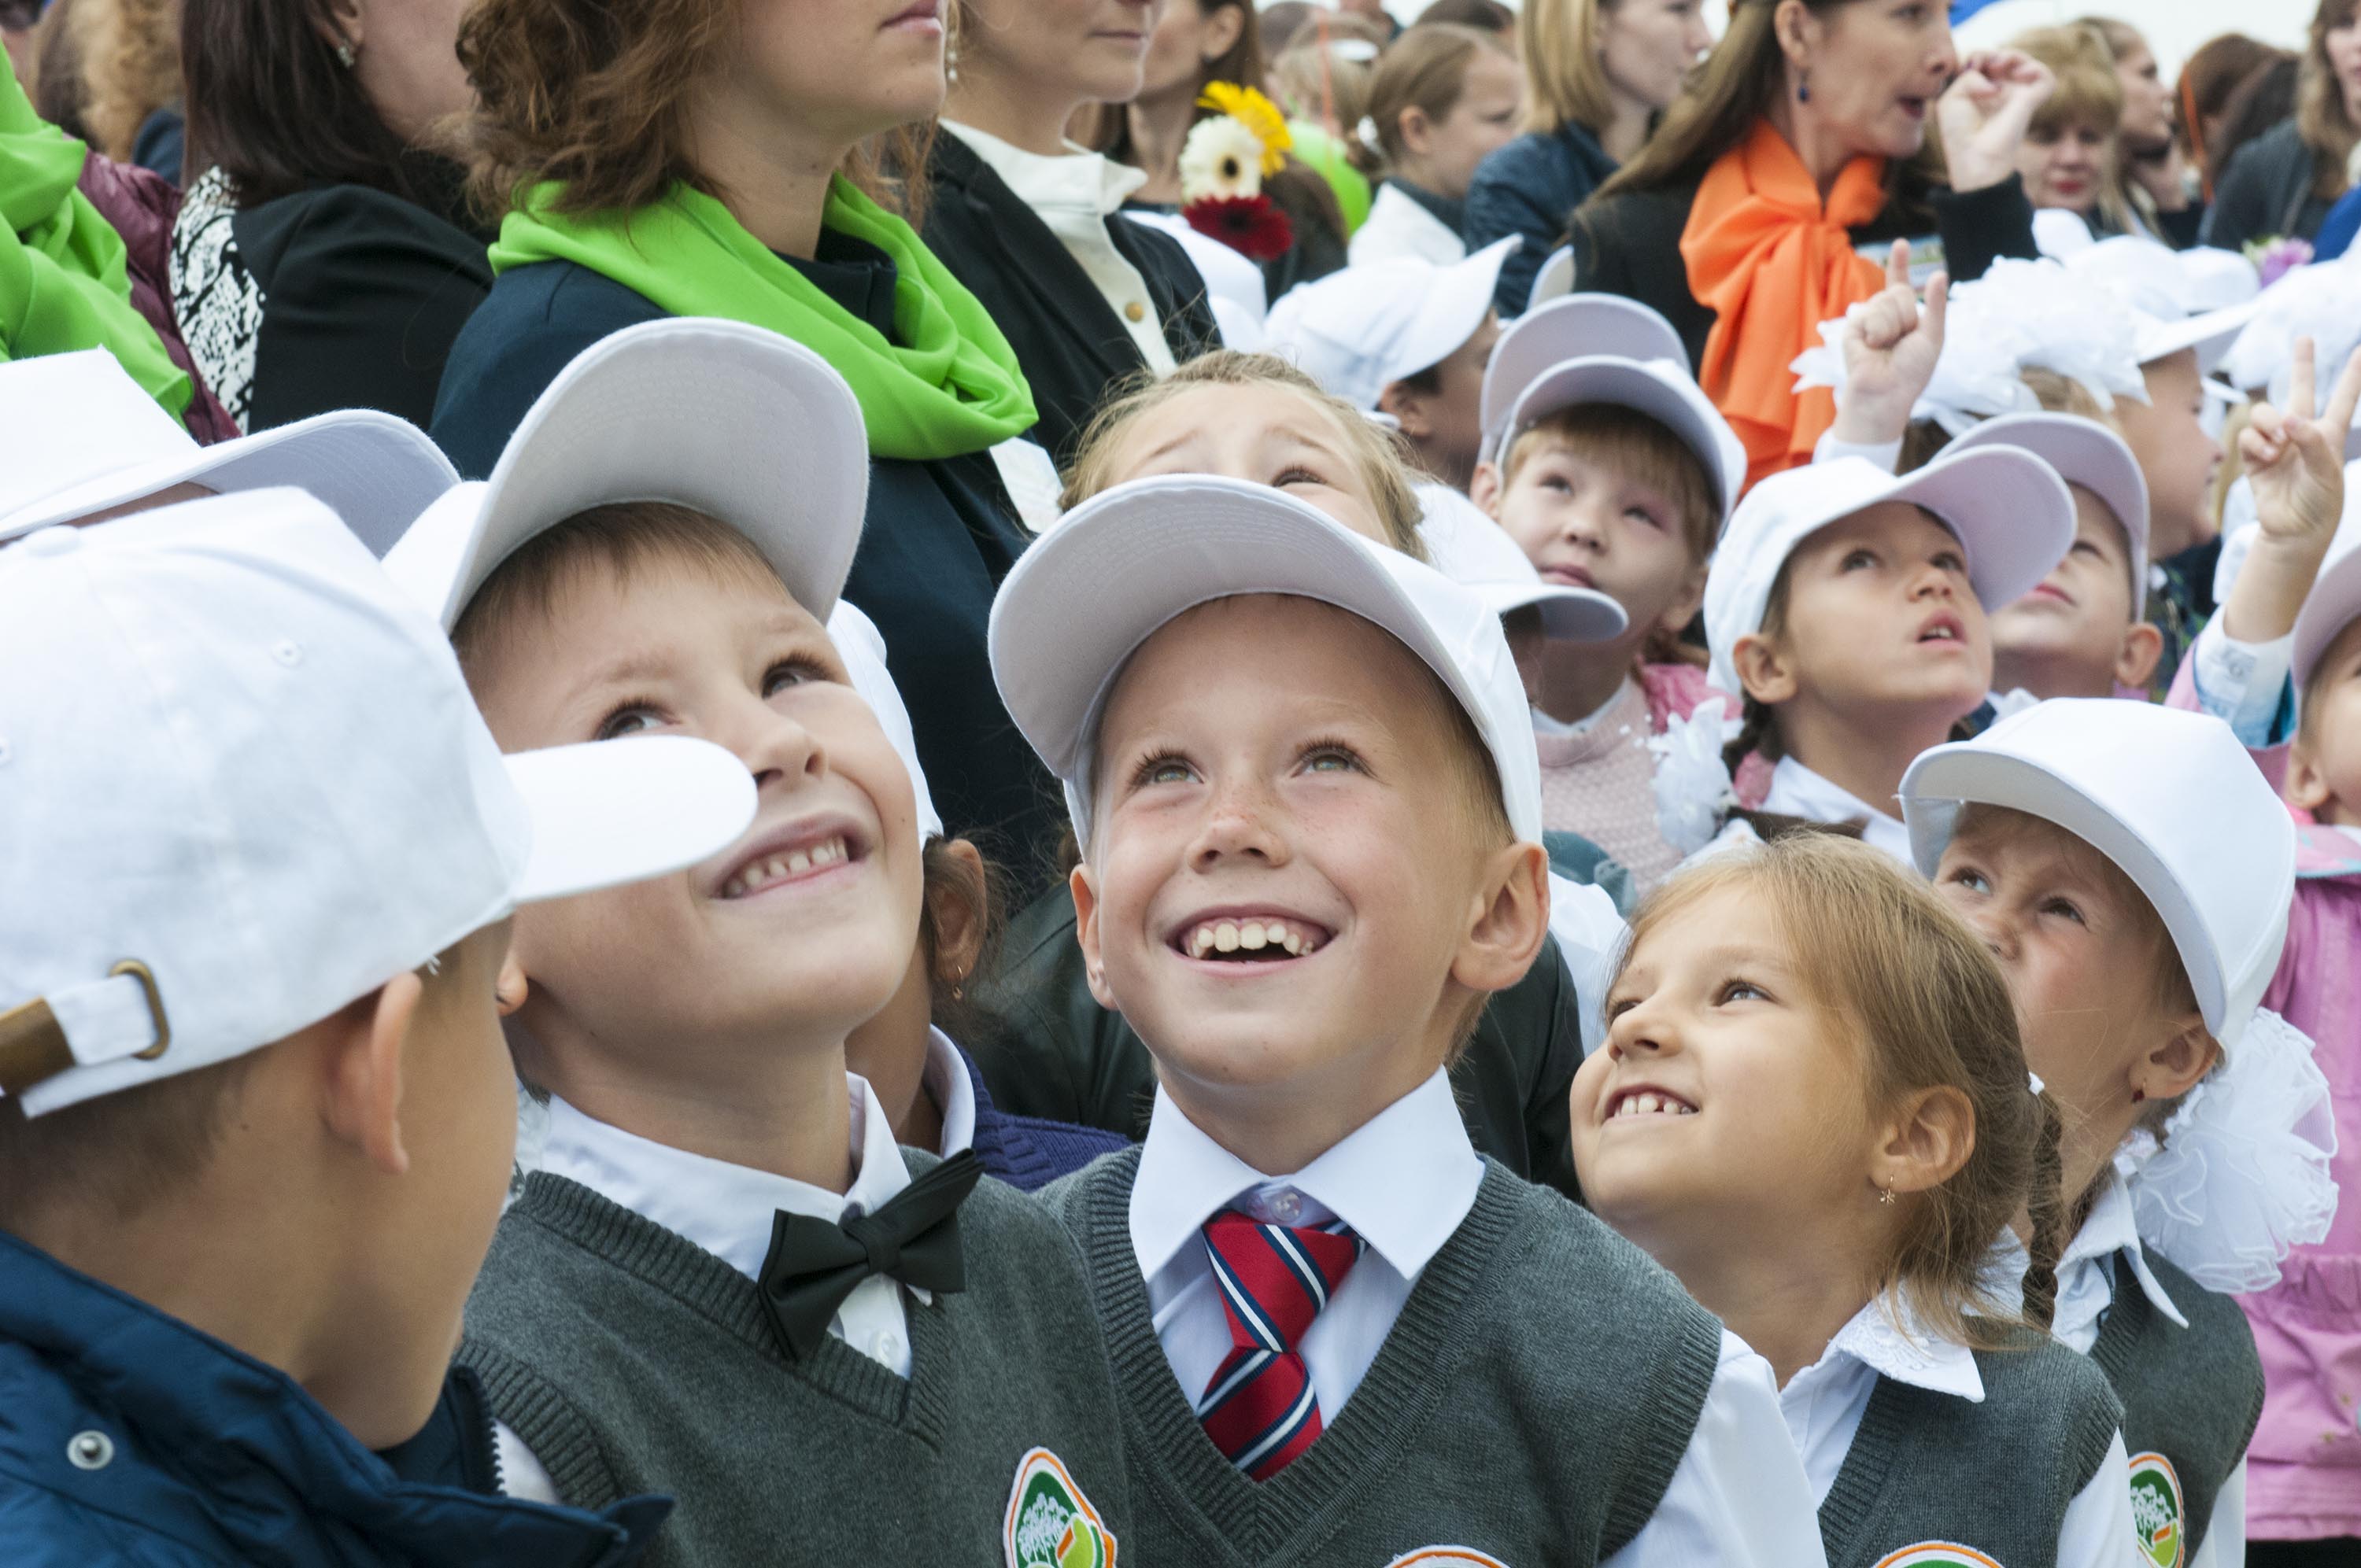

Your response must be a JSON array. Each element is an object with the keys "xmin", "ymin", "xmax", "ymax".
[
  {"xmin": 1905, "ymin": 700, "xmax": 2340, "ymax": 1568},
  {"xmin": 1469, "ymin": 349, "xmax": 1742, "ymax": 887},
  {"xmin": 0, "ymin": 489, "xmax": 751, "ymax": 1563},
  {"xmin": 1258, "ymin": 240, "xmax": 1517, "ymax": 492},
  {"xmin": 1572, "ymin": 834, "xmax": 2137, "ymax": 1568},
  {"xmin": 993, "ymin": 473, "xmax": 1823, "ymax": 1565},
  {"xmin": 390, "ymin": 320, "xmax": 1135, "ymax": 1567},
  {"xmin": 1947, "ymin": 411, "xmax": 2165, "ymax": 699},
  {"xmin": 1706, "ymin": 447, "xmax": 2075, "ymax": 858}
]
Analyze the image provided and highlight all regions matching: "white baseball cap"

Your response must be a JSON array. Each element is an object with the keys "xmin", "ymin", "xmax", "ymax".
[
  {"xmin": 1702, "ymin": 450, "xmax": 2075, "ymax": 698},
  {"xmin": 2064, "ymin": 237, "xmax": 2260, "ymax": 374},
  {"xmin": 1261, "ymin": 236, "xmax": 1518, "ymax": 410},
  {"xmin": 1901, "ymin": 699, "xmax": 2293, "ymax": 1049},
  {"xmin": 1945, "ymin": 412, "xmax": 2151, "ymax": 600},
  {"xmin": 0, "ymin": 489, "xmax": 757, "ymax": 1117},
  {"xmin": 1480, "ymin": 294, "xmax": 1690, "ymax": 460},
  {"xmin": 1497, "ymin": 355, "xmax": 1747, "ymax": 529},
  {"xmin": 989, "ymin": 474, "xmax": 1543, "ymax": 847},
  {"xmin": 384, "ymin": 318, "xmax": 869, "ymax": 631},
  {"xmin": 1525, "ymin": 244, "xmax": 1578, "ymax": 311},
  {"xmin": 0, "ymin": 349, "xmax": 457, "ymax": 555},
  {"xmin": 830, "ymin": 600, "xmax": 943, "ymax": 842},
  {"xmin": 2293, "ymin": 502, "xmax": 2361, "ymax": 692},
  {"xmin": 1415, "ymin": 481, "xmax": 1627, "ymax": 642}
]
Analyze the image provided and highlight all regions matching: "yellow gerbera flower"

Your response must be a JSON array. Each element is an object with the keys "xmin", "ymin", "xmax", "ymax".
[{"xmin": 1196, "ymin": 81, "xmax": 1292, "ymax": 176}]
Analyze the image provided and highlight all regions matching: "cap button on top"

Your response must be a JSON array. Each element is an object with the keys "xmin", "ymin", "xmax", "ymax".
[{"xmin": 20, "ymin": 526, "xmax": 83, "ymax": 557}]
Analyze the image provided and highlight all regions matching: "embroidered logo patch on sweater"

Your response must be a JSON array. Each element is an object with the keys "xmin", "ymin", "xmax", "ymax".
[
  {"xmin": 1872, "ymin": 1548, "xmax": 2006, "ymax": 1568},
  {"xmin": 1380, "ymin": 1550, "xmax": 1511, "ymax": 1566},
  {"xmin": 2128, "ymin": 1452, "xmax": 2185, "ymax": 1567},
  {"xmin": 1005, "ymin": 1448, "xmax": 1118, "ymax": 1568}
]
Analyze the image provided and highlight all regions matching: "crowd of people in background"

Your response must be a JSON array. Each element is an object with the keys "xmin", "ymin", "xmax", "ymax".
[{"xmin": 4, "ymin": 0, "xmax": 2361, "ymax": 1565}]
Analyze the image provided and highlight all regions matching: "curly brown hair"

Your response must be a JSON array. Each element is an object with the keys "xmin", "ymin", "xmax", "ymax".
[{"xmin": 456, "ymin": 0, "xmax": 931, "ymax": 220}]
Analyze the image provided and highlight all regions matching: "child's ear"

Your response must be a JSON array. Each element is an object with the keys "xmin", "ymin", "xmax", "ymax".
[
  {"xmin": 1378, "ymin": 380, "xmax": 1433, "ymax": 442},
  {"xmin": 1872, "ymin": 1083, "xmax": 1975, "ymax": 1199},
  {"xmin": 495, "ymin": 953, "xmax": 529, "ymax": 1018},
  {"xmin": 2112, "ymin": 620, "xmax": 2163, "ymax": 692},
  {"xmin": 2285, "ymin": 735, "xmax": 2336, "ymax": 815},
  {"xmin": 1469, "ymin": 460, "xmax": 1505, "ymax": 516},
  {"xmin": 1397, "ymin": 105, "xmax": 1435, "ymax": 159},
  {"xmin": 2132, "ymin": 1016, "xmax": 2220, "ymax": 1105},
  {"xmin": 1657, "ymin": 556, "xmax": 1712, "ymax": 638},
  {"xmin": 1451, "ymin": 840, "xmax": 1550, "ymax": 996},
  {"xmin": 925, "ymin": 837, "xmax": 991, "ymax": 991},
  {"xmin": 1729, "ymin": 630, "xmax": 1797, "ymax": 704},
  {"xmin": 320, "ymin": 972, "xmax": 426, "ymax": 1178},
  {"xmin": 1070, "ymin": 861, "xmax": 1119, "ymax": 1010}
]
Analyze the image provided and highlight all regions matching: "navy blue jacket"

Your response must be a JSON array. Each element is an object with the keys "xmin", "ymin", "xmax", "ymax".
[
  {"xmin": 1463, "ymin": 120, "xmax": 1620, "ymax": 315},
  {"xmin": 0, "ymin": 1229, "xmax": 667, "ymax": 1566},
  {"xmin": 962, "ymin": 1042, "xmax": 1129, "ymax": 1191}
]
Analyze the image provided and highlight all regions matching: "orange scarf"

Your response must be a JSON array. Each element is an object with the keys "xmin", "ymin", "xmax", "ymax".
[{"xmin": 1681, "ymin": 120, "xmax": 1887, "ymax": 491}]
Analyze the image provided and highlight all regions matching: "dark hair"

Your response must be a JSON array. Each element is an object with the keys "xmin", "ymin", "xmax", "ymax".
[
  {"xmin": 1598, "ymin": 0, "xmax": 1843, "ymax": 197},
  {"xmin": 918, "ymin": 837, "xmax": 1004, "ymax": 1042},
  {"xmin": 1413, "ymin": 0, "xmax": 1516, "ymax": 36},
  {"xmin": 2177, "ymin": 35, "xmax": 2285, "ymax": 181},
  {"xmin": 182, "ymin": 0, "xmax": 447, "ymax": 207},
  {"xmin": 1086, "ymin": 0, "xmax": 1260, "ymax": 163},
  {"xmin": 2210, "ymin": 52, "xmax": 2303, "ymax": 196},
  {"xmin": 31, "ymin": 0, "xmax": 91, "ymax": 144}
]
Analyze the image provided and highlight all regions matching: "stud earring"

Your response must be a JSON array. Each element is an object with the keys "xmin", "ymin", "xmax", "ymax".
[
  {"xmin": 1797, "ymin": 68, "xmax": 1812, "ymax": 104},
  {"xmin": 334, "ymin": 39, "xmax": 357, "ymax": 68},
  {"xmin": 2131, "ymin": 1088, "xmax": 2147, "ymax": 1105},
  {"xmin": 1878, "ymin": 1179, "xmax": 1896, "ymax": 1205}
]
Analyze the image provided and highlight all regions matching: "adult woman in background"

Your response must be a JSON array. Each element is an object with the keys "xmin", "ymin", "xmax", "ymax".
[
  {"xmin": 2008, "ymin": 25, "xmax": 2126, "ymax": 240},
  {"xmin": 1464, "ymin": 0, "xmax": 1712, "ymax": 314},
  {"xmin": 434, "ymin": 0, "xmax": 1062, "ymax": 875},
  {"xmin": 174, "ymin": 0, "xmax": 490, "ymax": 432},
  {"xmin": 1096, "ymin": 0, "xmax": 1346, "ymax": 294},
  {"xmin": 1567, "ymin": 0, "xmax": 2049, "ymax": 489},
  {"xmin": 2175, "ymin": 34, "xmax": 2284, "ymax": 199},
  {"xmin": 2204, "ymin": 0, "xmax": 2361, "ymax": 253},
  {"xmin": 2078, "ymin": 17, "xmax": 2200, "ymax": 246},
  {"xmin": 1348, "ymin": 21, "xmax": 1521, "ymax": 264},
  {"xmin": 923, "ymin": 0, "xmax": 1219, "ymax": 467}
]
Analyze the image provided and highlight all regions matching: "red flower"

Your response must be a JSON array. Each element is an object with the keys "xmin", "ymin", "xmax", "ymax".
[{"xmin": 1184, "ymin": 194, "xmax": 1295, "ymax": 263}]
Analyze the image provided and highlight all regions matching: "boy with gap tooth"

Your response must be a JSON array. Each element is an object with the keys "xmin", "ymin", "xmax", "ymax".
[{"xmin": 992, "ymin": 472, "xmax": 1823, "ymax": 1566}]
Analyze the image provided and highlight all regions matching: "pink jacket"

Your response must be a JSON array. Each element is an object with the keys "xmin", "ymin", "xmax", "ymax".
[{"xmin": 2167, "ymin": 660, "xmax": 2361, "ymax": 1538}]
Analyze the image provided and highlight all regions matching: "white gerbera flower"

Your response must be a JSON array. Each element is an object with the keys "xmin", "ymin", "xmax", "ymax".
[{"xmin": 1179, "ymin": 116, "xmax": 1265, "ymax": 205}]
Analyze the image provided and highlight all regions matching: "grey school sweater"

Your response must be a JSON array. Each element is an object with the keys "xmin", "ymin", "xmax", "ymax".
[
  {"xmin": 1042, "ymin": 1149, "xmax": 1727, "ymax": 1566},
  {"xmin": 459, "ymin": 1155, "xmax": 1134, "ymax": 1568},
  {"xmin": 1819, "ymin": 1330, "xmax": 2126, "ymax": 1568},
  {"xmin": 2089, "ymin": 1249, "xmax": 2265, "ymax": 1564}
]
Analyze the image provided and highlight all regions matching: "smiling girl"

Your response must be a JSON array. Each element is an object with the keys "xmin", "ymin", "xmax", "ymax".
[{"xmin": 1572, "ymin": 832, "xmax": 2136, "ymax": 1568}]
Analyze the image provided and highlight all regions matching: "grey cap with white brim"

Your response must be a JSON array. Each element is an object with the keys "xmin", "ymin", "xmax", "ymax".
[{"xmin": 1498, "ymin": 354, "xmax": 1747, "ymax": 529}]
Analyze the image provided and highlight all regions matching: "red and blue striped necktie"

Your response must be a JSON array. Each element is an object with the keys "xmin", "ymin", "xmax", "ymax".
[{"xmin": 1195, "ymin": 1208, "xmax": 1365, "ymax": 1481}]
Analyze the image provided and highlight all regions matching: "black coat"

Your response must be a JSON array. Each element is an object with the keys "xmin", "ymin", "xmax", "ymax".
[
  {"xmin": 2201, "ymin": 119, "xmax": 2336, "ymax": 253},
  {"xmin": 922, "ymin": 132, "xmax": 1220, "ymax": 467},
  {"xmin": 1567, "ymin": 159, "xmax": 2040, "ymax": 373}
]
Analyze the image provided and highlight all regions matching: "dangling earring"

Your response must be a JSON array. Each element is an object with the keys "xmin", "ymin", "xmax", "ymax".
[
  {"xmin": 334, "ymin": 39, "xmax": 357, "ymax": 68},
  {"xmin": 2130, "ymin": 1088, "xmax": 2147, "ymax": 1105},
  {"xmin": 945, "ymin": 45, "xmax": 959, "ymax": 84},
  {"xmin": 1877, "ymin": 1178, "xmax": 1896, "ymax": 1205},
  {"xmin": 1797, "ymin": 68, "xmax": 1812, "ymax": 105}
]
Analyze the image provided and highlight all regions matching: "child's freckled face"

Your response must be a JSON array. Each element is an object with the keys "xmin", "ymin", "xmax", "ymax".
[
  {"xmin": 1758, "ymin": 504, "xmax": 1993, "ymax": 720},
  {"xmin": 1570, "ymin": 887, "xmax": 1875, "ymax": 1254},
  {"xmin": 1105, "ymin": 383, "xmax": 1391, "ymax": 544},
  {"xmin": 467, "ymin": 555, "xmax": 924, "ymax": 1057},
  {"xmin": 1074, "ymin": 595, "xmax": 1488, "ymax": 1123},
  {"xmin": 1493, "ymin": 442, "xmax": 1698, "ymax": 642},
  {"xmin": 1988, "ymin": 488, "xmax": 2139, "ymax": 694},
  {"xmin": 1931, "ymin": 821, "xmax": 2174, "ymax": 1125}
]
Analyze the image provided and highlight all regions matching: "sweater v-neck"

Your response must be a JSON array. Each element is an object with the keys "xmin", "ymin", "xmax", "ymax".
[
  {"xmin": 1076, "ymin": 1147, "xmax": 1518, "ymax": 1558},
  {"xmin": 508, "ymin": 1168, "xmax": 957, "ymax": 1444}
]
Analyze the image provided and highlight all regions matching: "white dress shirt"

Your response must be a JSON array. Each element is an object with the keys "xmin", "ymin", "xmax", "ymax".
[
  {"xmin": 1131, "ymin": 1072, "xmax": 1828, "ymax": 1567},
  {"xmin": 940, "ymin": 121, "xmax": 1175, "ymax": 375},
  {"xmin": 493, "ymin": 1076, "xmax": 926, "ymax": 1503},
  {"xmin": 1760, "ymin": 754, "xmax": 1914, "ymax": 862},
  {"xmin": 1347, "ymin": 181, "xmax": 1467, "ymax": 267},
  {"xmin": 1990, "ymin": 1176, "xmax": 2247, "ymax": 1568},
  {"xmin": 918, "ymin": 1026, "xmax": 978, "ymax": 1160},
  {"xmin": 1777, "ymin": 1294, "xmax": 2140, "ymax": 1568}
]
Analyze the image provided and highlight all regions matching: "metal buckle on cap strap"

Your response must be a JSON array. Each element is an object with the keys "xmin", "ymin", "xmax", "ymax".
[{"xmin": 0, "ymin": 961, "xmax": 171, "ymax": 1098}]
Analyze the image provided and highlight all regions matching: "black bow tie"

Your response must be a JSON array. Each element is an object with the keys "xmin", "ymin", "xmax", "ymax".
[{"xmin": 756, "ymin": 1149, "xmax": 982, "ymax": 1361}]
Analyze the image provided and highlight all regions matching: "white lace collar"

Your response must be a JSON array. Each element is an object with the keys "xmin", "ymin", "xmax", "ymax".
[{"xmin": 1801, "ymin": 1293, "xmax": 1986, "ymax": 1403}]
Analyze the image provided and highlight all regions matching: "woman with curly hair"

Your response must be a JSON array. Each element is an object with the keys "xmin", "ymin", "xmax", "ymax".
[{"xmin": 432, "ymin": 0, "xmax": 1063, "ymax": 873}]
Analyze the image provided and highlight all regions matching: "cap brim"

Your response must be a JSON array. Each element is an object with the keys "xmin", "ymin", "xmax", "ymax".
[
  {"xmin": 1901, "ymin": 747, "xmax": 2226, "ymax": 1028},
  {"xmin": 1499, "ymin": 356, "xmax": 1744, "ymax": 523},
  {"xmin": 502, "ymin": 735, "xmax": 756, "ymax": 904},
  {"xmin": 993, "ymin": 477, "xmax": 1487, "ymax": 798},
  {"xmin": 1946, "ymin": 413, "xmax": 2149, "ymax": 593},
  {"xmin": 1524, "ymin": 245, "xmax": 1577, "ymax": 311},
  {"xmin": 393, "ymin": 319, "xmax": 869, "ymax": 629},
  {"xmin": 1483, "ymin": 297, "xmax": 1691, "ymax": 441},
  {"xmin": 2295, "ymin": 528, "xmax": 2361, "ymax": 690},
  {"xmin": 1, "ymin": 410, "xmax": 456, "ymax": 556},
  {"xmin": 1883, "ymin": 446, "xmax": 2077, "ymax": 611},
  {"xmin": 1470, "ymin": 578, "xmax": 1629, "ymax": 641},
  {"xmin": 1393, "ymin": 237, "xmax": 1517, "ymax": 385},
  {"xmin": 2141, "ymin": 300, "xmax": 2261, "ymax": 377}
]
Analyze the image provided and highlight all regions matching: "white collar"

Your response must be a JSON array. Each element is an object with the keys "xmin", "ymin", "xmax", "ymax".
[
  {"xmin": 941, "ymin": 120, "xmax": 1146, "ymax": 217},
  {"xmin": 2052, "ymin": 1173, "xmax": 2190, "ymax": 1335},
  {"xmin": 1128, "ymin": 1068, "xmax": 1483, "ymax": 1282},
  {"xmin": 538, "ymin": 1074, "xmax": 915, "ymax": 1284},
  {"xmin": 1794, "ymin": 1293, "xmax": 1986, "ymax": 1403},
  {"xmin": 1763, "ymin": 756, "xmax": 1913, "ymax": 863},
  {"xmin": 1530, "ymin": 677, "xmax": 1638, "ymax": 739},
  {"xmin": 920, "ymin": 1027, "xmax": 978, "ymax": 1160}
]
